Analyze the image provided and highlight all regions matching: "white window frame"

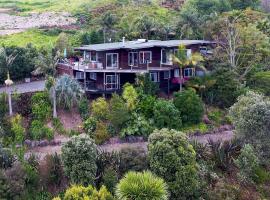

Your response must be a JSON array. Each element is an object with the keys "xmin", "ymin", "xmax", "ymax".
[
  {"xmin": 161, "ymin": 49, "xmax": 173, "ymax": 65},
  {"xmin": 128, "ymin": 52, "xmax": 138, "ymax": 67},
  {"xmin": 90, "ymin": 51, "xmax": 98, "ymax": 62},
  {"xmin": 105, "ymin": 74, "xmax": 119, "ymax": 90},
  {"xmin": 84, "ymin": 51, "xmax": 98, "ymax": 62},
  {"xmin": 75, "ymin": 72, "xmax": 84, "ymax": 79},
  {"xmin": 139, "ymin": 51, "xmax": 152, "ymax": 64},
  {"xmin": 106, "ymin": 53, "xmax": 119, "ymax": 69},
  {"xmin": 174, "ymin": 69, "xmax": 180, "ymax": 77},
  {"xmin": 150, "ymin": 72, "xmax": 160, "ymax": 82},
  {"xmin": 164, "ymin": 71, "xmax": 171, "ymax": 79},
  {"xmin": 174, "ymin": 49, "xmax": 192, "ymax": 58},
  {"xmin": 89, "ymin": 72, "xmax": 97, "ymax": 80},
  {"xmin": 184, "ymin": 68, "xmax": 194, "ymax": 78}
]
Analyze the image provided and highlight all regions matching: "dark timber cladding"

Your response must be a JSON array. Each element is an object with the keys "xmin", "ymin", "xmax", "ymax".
[{"xmin": 62, "ymin": 39, "xmax": 215, "ymax": 94}]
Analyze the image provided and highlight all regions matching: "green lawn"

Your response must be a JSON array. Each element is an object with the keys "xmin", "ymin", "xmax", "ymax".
[
  {"xmin": 0, "ymin": 0, "xmax": 116, "ymax": 13},
  {"xmin": 0, "ymin": 29, "xmax": 58, "ymax": 48}
]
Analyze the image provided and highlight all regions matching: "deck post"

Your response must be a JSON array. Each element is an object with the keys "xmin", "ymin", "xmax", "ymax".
[{"xmin": 84, "ymin": 70, "xmax": 86, "ymax": 90}]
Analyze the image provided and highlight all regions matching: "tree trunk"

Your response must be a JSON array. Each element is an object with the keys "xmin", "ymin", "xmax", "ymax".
[
  {"xmin": 8, "ymin": 90, "xmax": 12, "ymax": 116},
  {"xmin": 179, "ymin": 67, "xmax": 183, "ymax": 92},
  {"xmin": 53, "ymin": 87, "xmax": 57, "ymax": 118}
]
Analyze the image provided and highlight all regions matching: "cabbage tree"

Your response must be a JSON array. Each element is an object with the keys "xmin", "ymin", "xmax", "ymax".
[{"xmin": 55, "ymin": 74, "xmax": 83, "ymax": 110}]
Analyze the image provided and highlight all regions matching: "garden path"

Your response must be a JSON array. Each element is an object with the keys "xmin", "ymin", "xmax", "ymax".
[{"xmin": 27, "ymin": 130, "xmax": 234, "ymax": 160}]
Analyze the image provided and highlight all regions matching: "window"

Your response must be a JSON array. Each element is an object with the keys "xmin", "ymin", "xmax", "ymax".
[
  {"xmin": 84, "ymin": 51, "xmax": 90, "ymax": 60},
  {"xmin": 75, "ymin": 72, "xmax": 84, "ymax": 79},
  {"xmin": 174, "ymin": 69, "xmax": 180, "ymax": 77},
  {"xmin": 106, "ymin": 75, "xmax": 119, "ymax": 90},
  {"xmin": 174, "ymin": 49, "xmax": 192, "ymax": 58},
  {"xmin": 184, "ymin": 68, "xmax": 194, "ymax": 77},
  {"xmin": 161, "ymin": 49, "xmax": 173, "ymax": 65},
  {"xmin": 128, "ymin": 52, "xmax": 138, "ymax": 66},
  {"xmin": 106, "ymin": 53, "xmax": 118, "ymax": 68},
  {"xmin": 89, "ymin": 72, "xmax": 97, "ymax": 80},
  {"xmin": 139, "ymin": 51, "xmax": 152, "ymax": 64},
  {"xmin": 90, "ymin": 51, "xmax": 97, "ymax": 61},
  {"xmin": 164, "ymin": 71, "xmax": 171, "ymax": 79},
  {"xmin": 150, "ymin": 72, "xmax": 159, "ymax": 82}
]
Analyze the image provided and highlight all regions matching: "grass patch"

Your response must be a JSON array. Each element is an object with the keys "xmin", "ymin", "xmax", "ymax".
[
  {"xmin": 0, "ymin": 29, "xmax": 58, "ymax": 48},
  {"xmin": 181, "ymin": 122, "xmax": 211, "ymax": 134}
]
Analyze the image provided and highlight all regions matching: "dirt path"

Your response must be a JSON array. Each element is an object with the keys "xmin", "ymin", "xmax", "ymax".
[{"xmin": 27, "ymin": 131, "xmax": 234, "ymax": 160}]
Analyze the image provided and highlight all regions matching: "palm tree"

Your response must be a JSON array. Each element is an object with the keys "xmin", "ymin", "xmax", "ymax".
[
  {"xmin": 0, "ymin": 47, "xmax": 17, "ymax": 116},
  {"xmin": 55, "ymin": 74, "xmax": 83, "ymax": 110},
  {"xmin": 173, "ymin": 44, "xmax": 204, "ymax": 91},
  {"xmin": 35, "ymin": 51, "xmax": 60, "ymax": 118}
]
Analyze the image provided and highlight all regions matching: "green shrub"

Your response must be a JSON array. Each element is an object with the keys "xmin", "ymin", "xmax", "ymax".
[
  {"xmin": 94, "ymin": 122, "xmax": 110, "ymax": 145},
  {"xmin": 249, "ymin": 71, "xmax": 270, "ymax": 95},
  {"xmin": 153, "ymin": 99, "xmax": 182, "ymax": 130},
  {"xmin": 31, "ymin": 92, "xmax": 52, "ymax": 122},
  {"xmin": 91, "ymin": 97, "xmax": 109, "ymax": 120},
  {"xmin": 0, "ymin": 144, "xmax": 14, "ymax": 169},
  {"xmin": 148, "ymin": 128, "xmax": 199, "ymax": 199},
  {"xmin": 61, "ymin": 135, "xmax": 97, "ymax": 185},
  {"xmin": 119, "ymin": 146, "xmax": 148, "ymax": 176},
  {"xmin": 234, "ymin": 144, "xmax": 259, "ymax": 184},
  {"xmin": 30, "ymin": 120, "xmax": 54, "ymax": 140},
  {"xmin": 68, "ymin": 129, "xmax": 80, "ymax": 136},
  {"xmin": 39, "ymin": 153, "xmax": 65, "ymax": 188},
  {"xmin": 83, "ymin": 116, "xmax": 97, "ymax": 137},
  {"xmin": 181, "ymin": 122, "xmax": 209, "ymax": 134},
  {"xmin": 14, "ymin": 93, "xmax": 32, "ymax": 117},
  {"xmin": 10, "ymin": 114, "xmax": 25, "ymax": 143},
  {"xmin": 207, "ymin": 108, "xmax": 224, "ymax": 126},
  {"xmin": 62, "ymin": 185, "xmax": 114, "ymax": 200},
  {"xmin": 116, "ymin": 171, "xmax": 168, "ymax": 200},
  {"xmin": 102, "ymin": 167, "xmax": 118, "ymax": 194},
  {"xmin": 78, "ymin": 97, "xmax": 90, "ymax": 120},
  {"xmin": 229, "ymin": 91, "xmax": 270, "ymax": 162},
  {"xmin": 122, "ymin": 83, "xmax": 138, "ymax": 111},
  {"xmin": 135, "ymin": 73, "xmax": 159, "ymax": 96},
  {"xmin": 173, "ymin": 89, "xmax": 204, "ymax": 125},
  {"xmin": 253, "ymin": 166, "xmax": 270, "ymax": 184},
  {"xmin": 108, "ymin": 93, "xmax": 130, "ymax": 132},
  {"xmin": 137, "ymin": 94, "xmax": 157, "ymax": 118},
  {"xmin": 120, "ymin": 113, "xmax": 154, "ymax": 138}
]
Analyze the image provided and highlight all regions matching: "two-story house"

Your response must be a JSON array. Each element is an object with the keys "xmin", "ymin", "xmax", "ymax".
[{"xmin": 57, "ymin": 39, "xmax": 214, "ymax": 94}]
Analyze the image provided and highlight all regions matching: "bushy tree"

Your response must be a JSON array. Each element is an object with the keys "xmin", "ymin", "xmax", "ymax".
[
  {"xmin": 122, "ymin": 83, "xmax": 138, "ymax": 111},
  {"xmin": 137, "ymin": 95, "xmax": 157, "ymax": 119},
  {"xmin": 116, "ymin": 171, "xmax": 168, "ymax": 200},
  {"xmin": 148, "ymin": 129, "xmax": 199, "ymax": 199},
  {"xmin": 205, "ymin": 68, "xmax": 243, "ymax": 108},
  {"xmin": 135, "ymin": 73, "xmax": 158, "ymax": 96},
  {"xmin": 153, "ymin": 99, "xmax": 182, "ymax": 130},
  {"xmin": 229, "ymin": 91, "xmax": 270, "ymax": 162},
  {"xmin": 91, "ymin": 97, "xmax": 109, "ymax": 120},
  {"xmin": 108, "ymin": 93, "xmax": 130, "ymax": 132},
  {"xmin": 234, "ymin": 144, "xmax": 259, "ymax": 183},
  {"xmin": 173, "ymin": 89, "xmax": 204, "ymax": 125},
  {"xmin": 31, "ymin": 92, "xmax": 52, "ymax": 122},
  {"xmin": 10, "ymin": 114, "xmax": 25, "ymax": 143},
  {"xmin": 249, "ymin": 71, "xmax": 270, "ymax": 96},
  {"xmin": 61, "ymin": 135, "xmax": 97, "ymax": 185}
]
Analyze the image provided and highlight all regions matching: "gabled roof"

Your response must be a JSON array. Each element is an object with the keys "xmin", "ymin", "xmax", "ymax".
[{"xmin": 75, "ymin": 39, "xmax": 213, "ymax": 51}]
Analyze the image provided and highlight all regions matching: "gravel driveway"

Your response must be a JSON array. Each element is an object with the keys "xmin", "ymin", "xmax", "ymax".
[{"xmin": 0, "ymin": 80, "xmax": 45, "ymax": 94}]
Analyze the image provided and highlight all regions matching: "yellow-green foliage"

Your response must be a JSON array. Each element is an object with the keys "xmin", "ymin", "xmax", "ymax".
[
  {"xmin": 58, "ymin": 185, "xmax": 113, "ymax": 200},
  {"xmin": 91, "ymin": 97, "xmax": 109, "ymax": 120},
  {"xmin": 11, "ymin": 114, "xmax": 25, "ymax": 143},
  {"xmin": 94, "ymin": 122, "xmax": 110, "ymax": 145}
]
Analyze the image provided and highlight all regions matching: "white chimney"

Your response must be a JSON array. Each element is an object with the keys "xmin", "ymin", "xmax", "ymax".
[{"xmin": 122, "ymin": 37, "xmax": 125, "ymax": 46}]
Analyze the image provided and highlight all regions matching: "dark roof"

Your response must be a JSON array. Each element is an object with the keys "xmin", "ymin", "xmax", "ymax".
[{"xmin": 75, "ymin": 39, "xmax": 214, "ymax": 51}]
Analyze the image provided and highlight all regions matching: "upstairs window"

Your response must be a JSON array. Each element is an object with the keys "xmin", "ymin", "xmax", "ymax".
[
  {"xmin": 90, "ymin": 51, "xmax": 97, "ymax": 61},
  {"xmin": 128, "ymin": 52, "xmax": 138, "ymax": 66},
  {"xmin": 161, "ymin": 49, "xmax": 173, "ymax": 65},
  {"xmin": 139, "ymin": 51, "xmax": 152, "ymax": 64},
  {"xmin": 174, "ymin": 69, "xmax": 180, "ymax": 77},
  {"xmin": 106, "ymin": 53, "xmax": 118, "ymax": 68},
  {"xmin": 174, "ymin": 49, "xmax": 192, "ymax": 58}
]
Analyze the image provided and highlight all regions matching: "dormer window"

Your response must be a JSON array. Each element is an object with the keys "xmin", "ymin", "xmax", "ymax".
[{"xmin": 139, "ymin": 51, "xmax": 152, "ymax": 64}]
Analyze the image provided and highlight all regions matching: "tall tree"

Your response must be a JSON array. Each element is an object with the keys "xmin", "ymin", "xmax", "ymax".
[
  {"xmin": 173, "ymin": 44, "xmax": 204, "ymax": 91},
  {"xmin": 35, "ymin": 51, "xmax": 59, "ymax": 118}
]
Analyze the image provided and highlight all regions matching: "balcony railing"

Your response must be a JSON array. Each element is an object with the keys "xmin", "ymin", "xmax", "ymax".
[{"xmin": 73, "ymin": 61, "xmax": 103, "ymax": 71}]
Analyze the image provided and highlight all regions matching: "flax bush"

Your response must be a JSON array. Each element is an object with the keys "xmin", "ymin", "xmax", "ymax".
[{"xmin": 116, "ymin": 171, "xmax": 168, "ymax": 200}]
